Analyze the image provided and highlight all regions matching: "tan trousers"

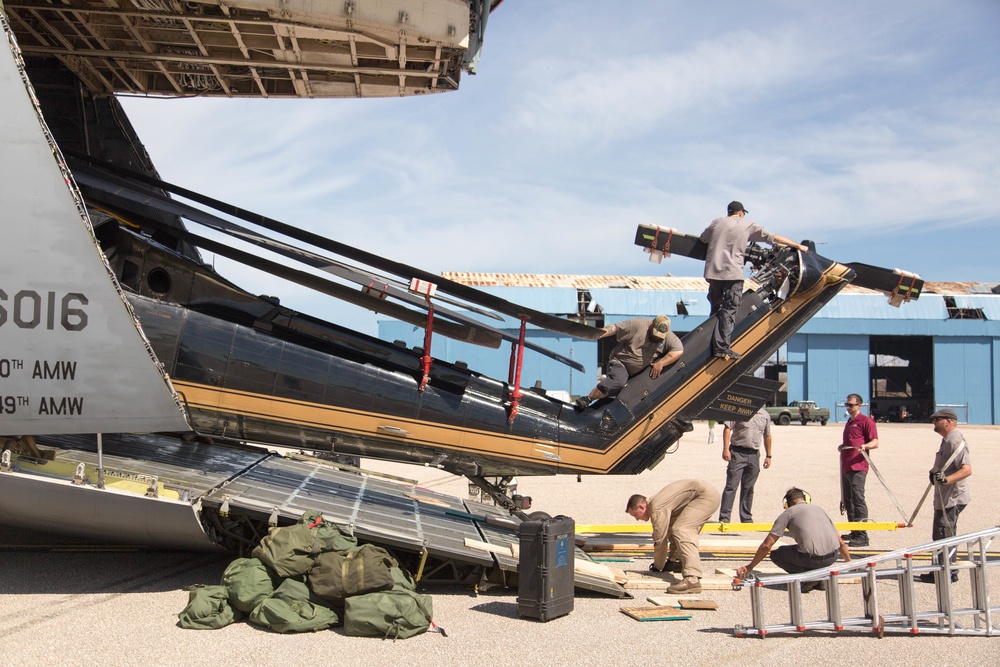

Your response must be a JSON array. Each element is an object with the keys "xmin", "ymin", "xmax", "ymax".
[{"xmin": 669, "ymin": 486, "xmax": 721, "ymax": 578}]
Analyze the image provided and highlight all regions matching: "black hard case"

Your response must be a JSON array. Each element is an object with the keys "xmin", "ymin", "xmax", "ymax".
[{"xmin": 516, "ymin": 515, "xmax": 575, "ymax": 621}]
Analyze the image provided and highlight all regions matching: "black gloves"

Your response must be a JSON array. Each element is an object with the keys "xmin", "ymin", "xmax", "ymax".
[{"xmin": 934, "ymin": 470, "xmax": 948, "ymax": 485}]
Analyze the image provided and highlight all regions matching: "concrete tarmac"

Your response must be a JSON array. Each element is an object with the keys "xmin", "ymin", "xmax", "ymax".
[{"xmin": 2, "ymin": 422, "xmax": 998, "ymax": 666}]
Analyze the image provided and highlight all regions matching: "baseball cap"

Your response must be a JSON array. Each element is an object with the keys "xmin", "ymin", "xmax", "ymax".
[
  {"xmin": 728, "ymin": 201, "xmax": 748, "ymax": 215},
  {"xmin": 650, "ymin": 314, "xmax": 670, "ymax": 339},
  {"xmin": 929, "ymin": 408, "xmax": 958, "ymax": 421}
]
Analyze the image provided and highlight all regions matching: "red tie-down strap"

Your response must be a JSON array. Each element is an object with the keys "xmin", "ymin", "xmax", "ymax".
[
  {"xmin": 651, "ymin": 225, "xmax": 674, "ymax": 253},
  {"xmin": 887, "ymin": 271, "xmax": 920, "ymax": 307},
  {"xmin": 362, "ymin": 280, "xmax": 390, "ymax": 299},
  {"xmin": 891, "ymin": 272, "xmax": 919, "ymax": 302},
  {"xmin": 506, "ymin": 318, "xmax": 527, "ymax": 423},
  {"xmin": 418, "ymin": 298, "xmax": 434, "ymax": 392}
]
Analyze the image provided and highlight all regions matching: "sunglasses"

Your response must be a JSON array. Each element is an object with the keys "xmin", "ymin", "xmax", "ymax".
[{"xmin": 845, "ymin": 402, "xmax": 861, "ymax": 407}]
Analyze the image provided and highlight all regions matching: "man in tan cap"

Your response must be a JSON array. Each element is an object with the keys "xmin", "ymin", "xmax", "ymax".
[
  {"xmin": 574, "ymin": 315, "xmax": 683, "ymax": 411},
  {"xmin": 626, "ymin": 480, "xmax": 721, "ymax": 594}
]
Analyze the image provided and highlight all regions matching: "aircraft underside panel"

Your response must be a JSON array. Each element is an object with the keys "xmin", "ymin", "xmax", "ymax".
[
  {"xmin": 3, "ymin": 0, "xmax": 491, "ymax": 99},
  {"xmin": 0, "ymin": 433, "xmax": 625, "ymax": 597}
]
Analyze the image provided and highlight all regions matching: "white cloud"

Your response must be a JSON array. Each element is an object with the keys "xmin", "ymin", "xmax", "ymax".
[{"xmin": 114, "ymin": 1, "xmax": 1000, "ymax": 335}]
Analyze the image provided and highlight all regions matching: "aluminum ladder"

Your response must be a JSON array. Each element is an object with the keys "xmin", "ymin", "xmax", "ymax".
[{"xmin": 734, "ymin": 525, "xmax": 1000, "ymax": 637}]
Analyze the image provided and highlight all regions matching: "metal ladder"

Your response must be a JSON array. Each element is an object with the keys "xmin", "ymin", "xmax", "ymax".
[{"xmin": 734, "ymin": 526, "xmax": 1000, "ymax": 637}]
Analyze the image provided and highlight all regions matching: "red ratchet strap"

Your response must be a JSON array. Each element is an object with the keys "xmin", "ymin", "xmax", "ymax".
[{"xmin": 506, "ymin": 318, "xmax": 527, "ymax": 423}]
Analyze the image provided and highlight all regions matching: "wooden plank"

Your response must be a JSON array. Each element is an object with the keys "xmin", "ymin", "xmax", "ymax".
[
  {"xmin": 620, "ymin": 606, "xmax": 692, "ymax": 622},
  {"xmin": 647, "ymin": 596, "xmax": 719, "ymax": 610},
  {"xmin": 581, "ymin": 537, "xmax": 787, "ymax": 552},
  {"xmin": 463, "ymin": 537, "xmax": 511, "ymax": 554},
  {"xmin": 575, "ymin": 521, "xmax": 900, "ymax": 534},
  {"xmin": 404, "ymin": 493, "xmax": 450, "ymax": 508},
  {"xmin": 623, "ymin": 572, "xmax": 735, "ymax": 591}
]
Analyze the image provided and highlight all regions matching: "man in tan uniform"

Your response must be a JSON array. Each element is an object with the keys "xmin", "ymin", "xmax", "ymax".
[{"xmin": 626, "ymin": 480, "xmax": 721, "ymax": 594}]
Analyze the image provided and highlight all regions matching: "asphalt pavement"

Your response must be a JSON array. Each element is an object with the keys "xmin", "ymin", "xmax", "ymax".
[{"xmin": 2, "ymin": 422, "xmax": 998, "ymax": 666}]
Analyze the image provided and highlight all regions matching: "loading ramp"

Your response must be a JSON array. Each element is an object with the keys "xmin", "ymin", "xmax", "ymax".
[{"xmin": 0, "ymin": 433, "xmax": 626, "ymax": 597}]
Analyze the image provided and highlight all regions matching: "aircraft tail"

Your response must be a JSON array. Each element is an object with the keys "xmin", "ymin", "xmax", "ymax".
[{"xmin": 0, "ymin": 13, "xmax": 189, "ymax": 436}]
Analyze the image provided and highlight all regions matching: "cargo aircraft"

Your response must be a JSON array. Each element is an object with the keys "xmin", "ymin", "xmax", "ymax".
[{"xmin": 0, "ymin": 2, "xmax": 922, "ymax": 565}]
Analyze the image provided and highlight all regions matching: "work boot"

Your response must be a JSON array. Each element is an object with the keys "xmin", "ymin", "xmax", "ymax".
[
  {"xmin": 667, "ymin": 576, "xmax": 702, "ymax": 594},
  {"xmin": 848, "ymin": 531, "xmax": 869, "ymax": 547},
  {"xmin": 574, "ymin": 396, "xmax": 591, "ymax": 412},
  {"xmin": 840, "ymin": 532, "xmax": 855, "ymax": 542},
  {"xmin": 663, "ymin": 559, "xmax": 683, "ymax": 574}
]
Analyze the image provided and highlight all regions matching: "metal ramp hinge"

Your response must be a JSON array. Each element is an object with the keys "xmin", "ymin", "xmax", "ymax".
[
  {"xmin": 72, "ymin": 463, "xmax": 87, "ymax": 485},
  {"xmin": 0, "ymin": 449, "xmax": 11, "ymax": 472},
  {"xmin": 145, "ymin": 476, "xmax": 159, "ymax": 498}
]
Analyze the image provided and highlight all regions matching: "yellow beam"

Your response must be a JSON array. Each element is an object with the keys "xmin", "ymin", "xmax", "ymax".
[{"xmin": 575, "ymin": 521, "xmax": 903, "ymax": 534}]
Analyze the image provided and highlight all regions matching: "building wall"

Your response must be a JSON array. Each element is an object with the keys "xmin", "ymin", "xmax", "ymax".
[
  {"xmin": 933, "ymin": 336, "xmax": 994, "ymax": 424},
  {"xmin": 788, "ymin": 334, "xmax": 870, "ymax": 424}
]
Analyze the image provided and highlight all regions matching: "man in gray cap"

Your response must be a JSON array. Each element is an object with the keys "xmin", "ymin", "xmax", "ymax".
[
  {"xmin": 699, "ymin": 202, "xmax": 808, "ymax": 359},
  {"xmin": 917, "ymin": 408, "xmax": 973, "ymax": 583},
  {"xmin": 575, "ymin": 315, "xmax": 683, "ymax": 411}
]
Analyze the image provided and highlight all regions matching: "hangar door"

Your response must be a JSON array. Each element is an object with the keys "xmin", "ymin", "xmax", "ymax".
[{"xmin": 869, "ymin": 335, "xmax": 933, "ymax": 422}]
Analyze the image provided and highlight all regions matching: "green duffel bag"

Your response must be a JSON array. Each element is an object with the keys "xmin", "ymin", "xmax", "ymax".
[
  {"xmin": 252, "ymin": 523, "xmax": 322, "ymax": 578},
  {"xmin": 249, "ymin": 578, "xmax": 340, "ymax": 634},
  {"xmin": 298, "ymin": 510, "xmax": 358, "ymax": 553},
  {"xmin": 343, "ymin": 588, "xmax": 433, "ymax": 639},
  {"xmin": 308, "ymin": 544, "xmax": 397, "ymax": 603},
  {"xmin": 178, "ymin": 584, "xmax": 239, "ymax": 630},
  {"xmin": 389, "ymin": 566, "xmax": 417, "ymax": 592},
  {"xmin": 221, "ymin": 557, "xmax": 278, "ymax": 613}
]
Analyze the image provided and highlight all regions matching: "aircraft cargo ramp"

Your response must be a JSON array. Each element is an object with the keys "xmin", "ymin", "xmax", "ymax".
[{"xmin": 0, "ymin": 434, "xmax": 626, "ymax": 598}]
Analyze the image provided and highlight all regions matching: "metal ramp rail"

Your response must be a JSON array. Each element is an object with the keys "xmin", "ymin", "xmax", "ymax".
[{"xmin": 734, "ymin": 526, "xmax": 1000, "ymax": 638}]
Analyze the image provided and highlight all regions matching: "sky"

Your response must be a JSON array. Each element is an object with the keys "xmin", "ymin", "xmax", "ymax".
[{"xmin": 119, "ymin": 1, "xmax": 1000, "ymax": 336}]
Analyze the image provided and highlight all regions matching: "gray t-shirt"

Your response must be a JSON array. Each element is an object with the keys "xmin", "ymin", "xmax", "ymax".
[
  {"xmin": 700, "ymin": 215, "xmax": 776, "ymax": 281},
  {"xmin": 605, "ymin": 318, "xmax": 683, "ymax": 375},
  {"xmin": 933, "ymin": 428, "xmax": 971, "ymax": 510},
  {"xmin": 769, "ymin": 502, "xmax": 840, "ymax": 556},
  {"xmin": 724, "ymin": 407, "xmax": 771, "ymax": 450}
]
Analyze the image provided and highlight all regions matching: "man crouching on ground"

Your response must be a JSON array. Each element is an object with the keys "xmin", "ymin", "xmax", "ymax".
[
  {"xmin": 626, "ymin": 480, "xmax": 721, "ymax": 594},
  {"xmin": 736, "ymin": 487, "xmax": 850, "ymax": 592}
]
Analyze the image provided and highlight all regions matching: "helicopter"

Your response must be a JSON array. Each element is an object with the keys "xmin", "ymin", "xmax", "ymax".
[{"xmin": 0, "ymin": 1, "xmax": 923, "ymax": 524}]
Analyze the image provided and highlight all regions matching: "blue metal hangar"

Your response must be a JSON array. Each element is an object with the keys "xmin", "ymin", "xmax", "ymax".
[{"xmin": 377, "ymin": 275, "xmax": 1000, "ymax": 425}]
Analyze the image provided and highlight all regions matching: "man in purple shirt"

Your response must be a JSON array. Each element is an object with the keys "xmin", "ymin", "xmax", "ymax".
[
  {"xmin": 839, "ymin": 393, "xmax": 879, "ymax": 547},
  {"xmin": 699, "ymin": 201, "xmax": 807, "ymax": 360}
]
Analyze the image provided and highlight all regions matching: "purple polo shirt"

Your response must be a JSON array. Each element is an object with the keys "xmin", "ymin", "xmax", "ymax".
[{"xmin": 841, "ymin": 413, "xmax": 878, "ymax": 473}]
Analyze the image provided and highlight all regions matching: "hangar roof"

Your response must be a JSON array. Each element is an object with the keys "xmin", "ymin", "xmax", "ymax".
[{"xmin": 442, "ymin": 273, "xmax": 993, "ymax": 296}]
